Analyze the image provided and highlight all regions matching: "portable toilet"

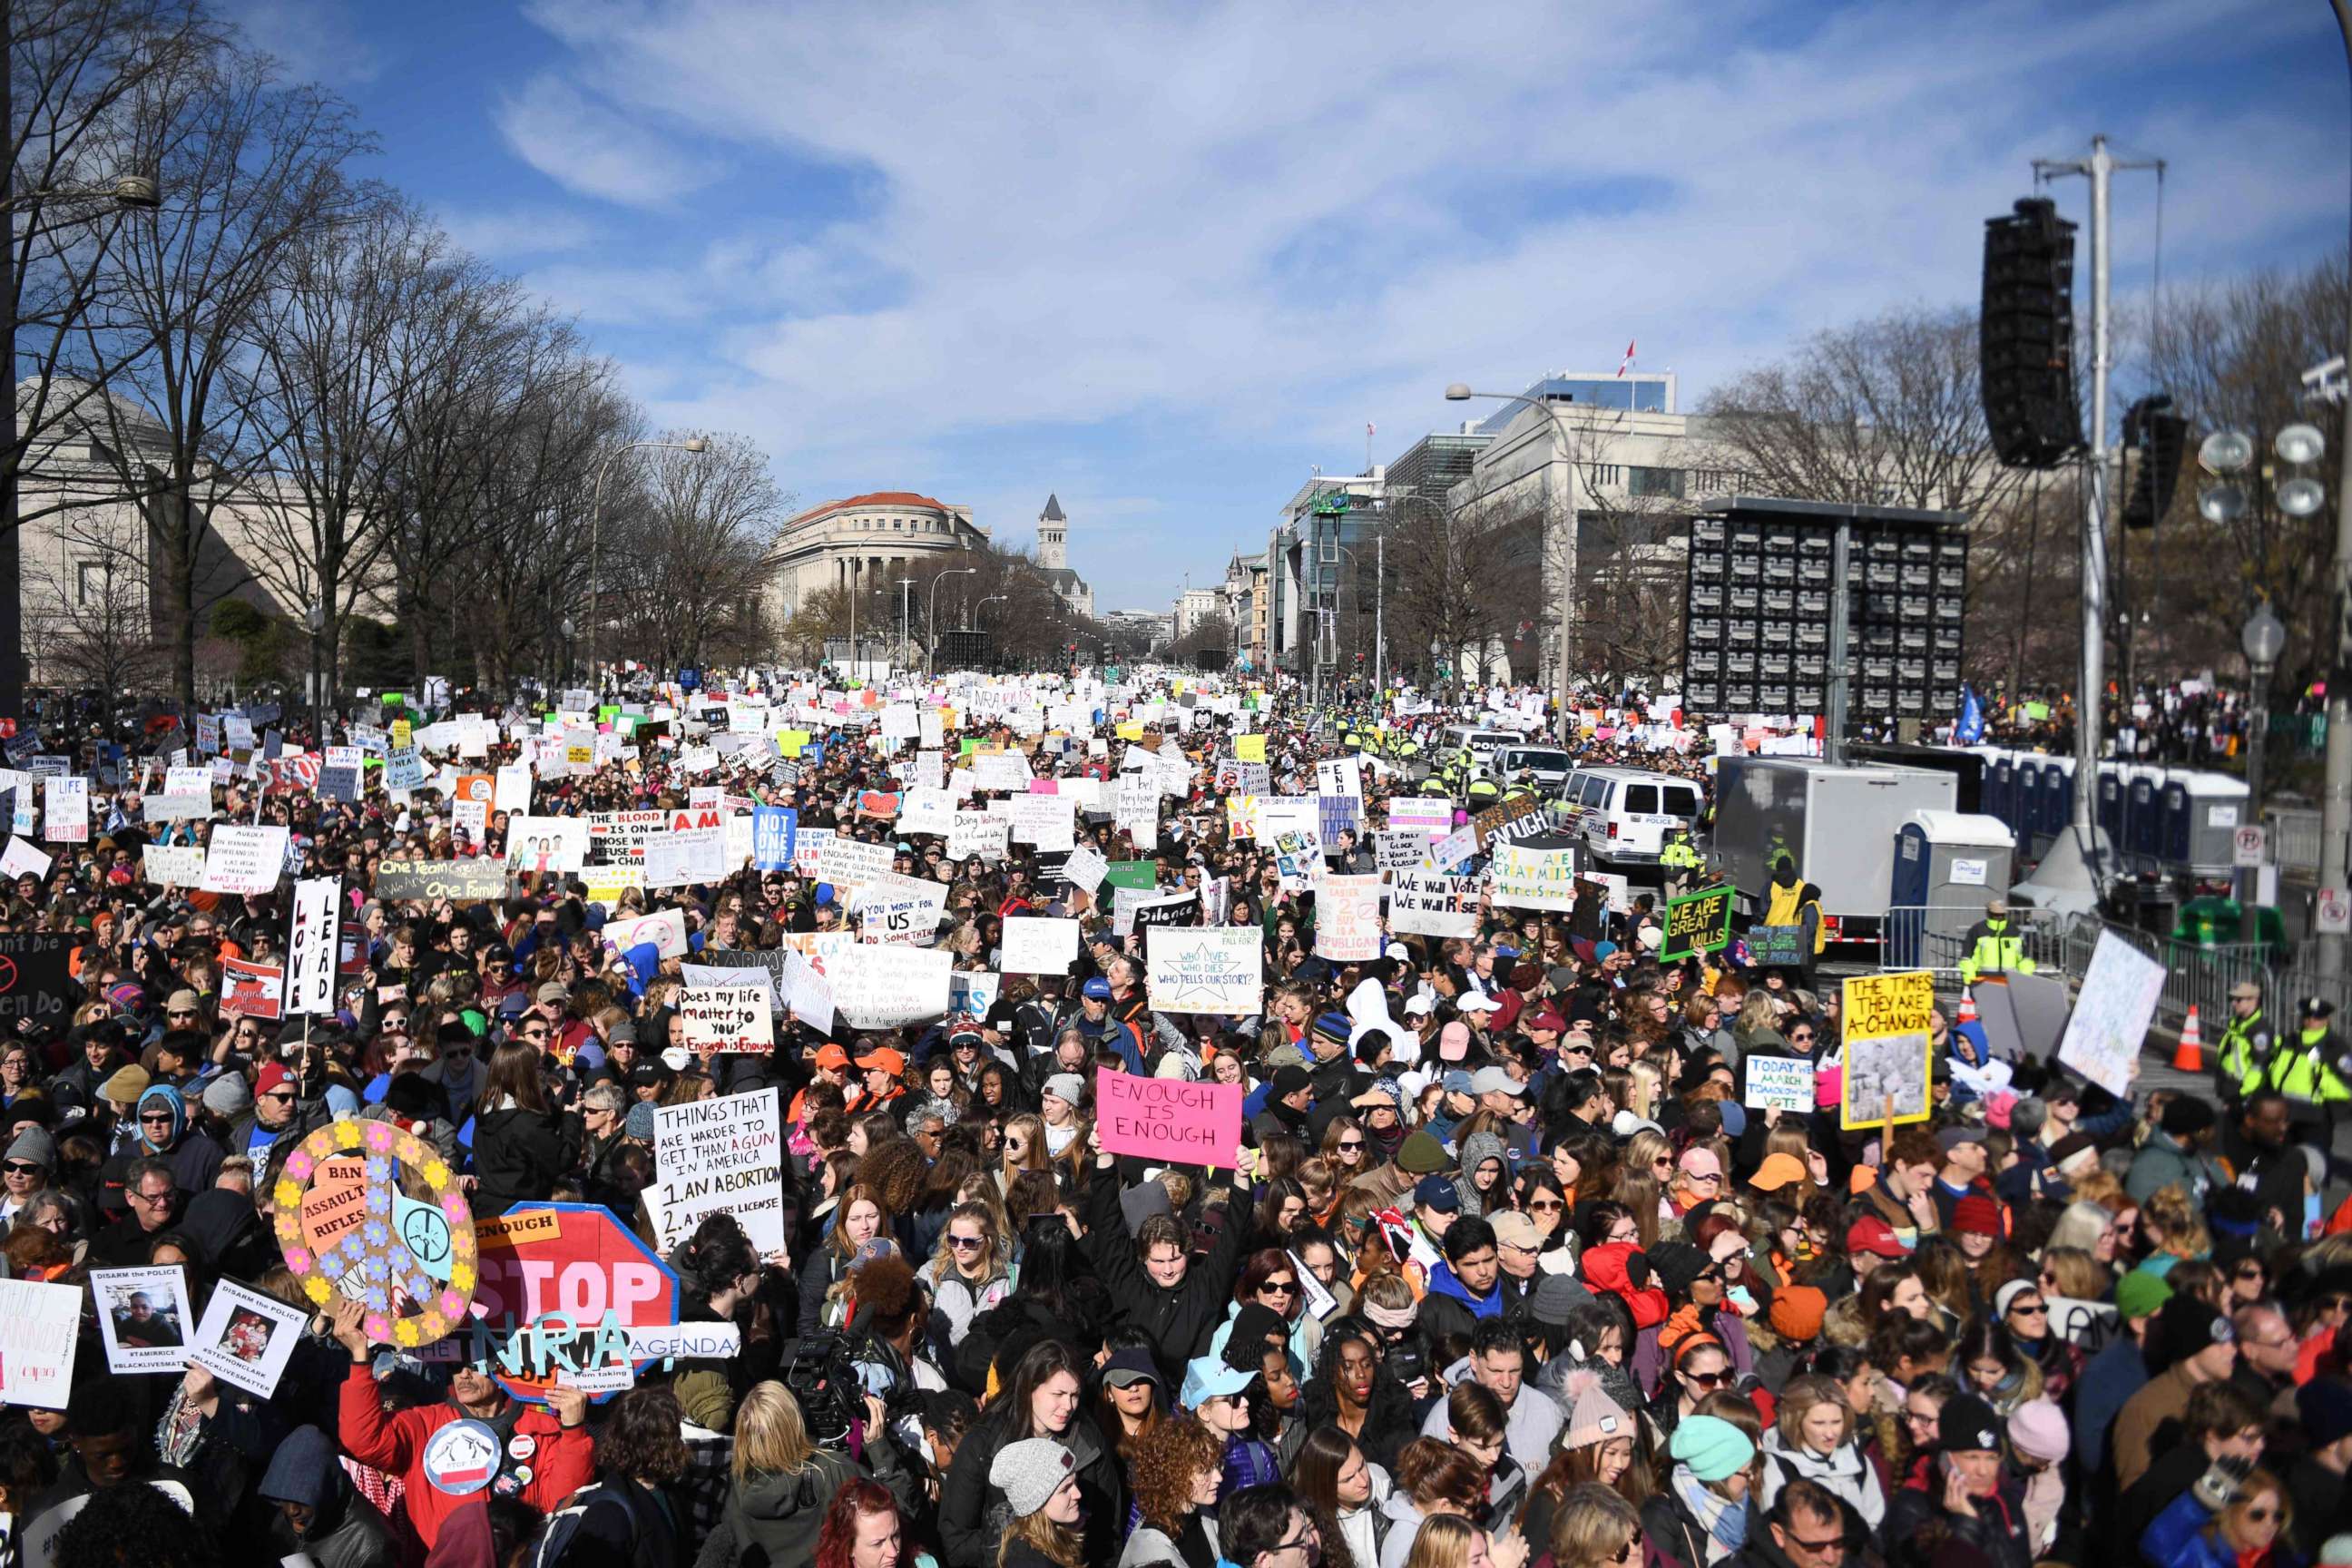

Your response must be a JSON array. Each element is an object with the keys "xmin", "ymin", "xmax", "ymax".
[
  {"xmin": 2125, "ymin": 767, "xmax": 2165, "ymax": 867},
  {"xmin": 2095, "ymin": 763, "xmax": 2125, "ymax": 846},
  {"xmin": 1983, "ymin": 752, "xmax": 2016, "ymax": 834},
  {"xmin": 2165, "ymin": 772, "xmax": 2252, "ymax": 880},
  {"xmin": 2038, "ymin": 758, "xmax": 2076, "ymax": 846},
  {"xmin": 1886, "ymin": 811, "xmax": 2019, "ymax": 967}
]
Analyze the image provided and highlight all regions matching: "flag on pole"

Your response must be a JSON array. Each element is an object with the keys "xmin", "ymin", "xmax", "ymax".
[
  {"xmin": 1955, "ymin": 684, "xmax": 1986, "ymax": 744},
  {"xmin": 1616, "ymin": 339, "xmax": 1636, "ymax": 377}
]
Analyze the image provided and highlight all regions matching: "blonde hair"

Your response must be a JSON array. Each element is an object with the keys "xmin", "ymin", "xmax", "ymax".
[
  {"xmin": 732, "ymin": 1381, "xmax": 818, "ymax": 1479},
  {"xmin": 2222, "ymin": 1472, "xmax": 2290, "ymax": 1550},
  {"xmin": 999, "ymin": 1513, "xmax": 1082, "ymax": 1568},
  {"xmin": 2038, "ymin": 1246, "xmax": 2108, "ymax": 1301},
  {"xmin": 1003, "ymin": 1113, "xmax": 1048, "ymax": 1173},
  {"xmin": 1402, "ymin": 1515, "xmax": 1478, "ymax": 1568},
  {"xmin": 1624, "ymin": 1061, "xmax": 1663, "ymax": 1121},
  {"xmin": 1773, "ymin": 1375, "xmax": 1852, "ymax": 1453},
  {"xmin": 1549, "ymin": 1485, "xmax": 1641, "ymax": 1568}
]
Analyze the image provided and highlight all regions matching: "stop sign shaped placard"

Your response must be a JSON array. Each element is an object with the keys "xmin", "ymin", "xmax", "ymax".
[{"xmin": 468, "ymin": 1203, "xmax": 679, "ymax": 1404}]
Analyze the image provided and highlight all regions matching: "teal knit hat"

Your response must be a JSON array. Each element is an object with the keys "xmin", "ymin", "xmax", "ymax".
[{"xmin": 1669, "ymin": 1413, "xmax": 1755, "ymax": 1483}]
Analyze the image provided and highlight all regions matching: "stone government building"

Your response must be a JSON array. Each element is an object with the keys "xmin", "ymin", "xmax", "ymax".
[{"xmin": 764, "ymin": 489, "xmax": 1093, "ymax": 629}]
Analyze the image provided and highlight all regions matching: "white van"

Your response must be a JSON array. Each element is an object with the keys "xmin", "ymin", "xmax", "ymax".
[
  {"xmin": 1488, "ymin": 743, "xmax": 1575, "ymax": 791},
  {"xmin": 1560, "ymin": 766, "xmax": 1705, "ymax": 863},
  {"xmin": 1437, "ymin": 725, "xmax": 1522, "ymax": 769}
]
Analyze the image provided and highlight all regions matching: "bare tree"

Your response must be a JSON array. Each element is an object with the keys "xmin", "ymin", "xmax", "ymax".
[
  {"xmin": 1382, "ymin": 491, "xmax": 1542, "ymax": 693},
  {"xmin": 77, "ymin": 43, "xmax": 372, "ymax": 703},
  {"xmin": 603, "ymin": 430, "xmax": 785, "ymax": 674},
  {"xmin": 24, "ymin": 504, "xmax": 165, "ymax": 723},
  {"xmin": 1574, "ymin": 491, "xmax": 1689, "ymax": 685}
]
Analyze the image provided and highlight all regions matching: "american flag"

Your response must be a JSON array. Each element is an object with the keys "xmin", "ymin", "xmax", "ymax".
[{"xmin": 1617, "ymin": 339, "xmax": 1636, "ymax": 377}]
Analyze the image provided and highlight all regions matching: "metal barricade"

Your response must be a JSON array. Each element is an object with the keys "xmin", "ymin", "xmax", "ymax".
[{"xmin": 1878, "ymin": 905, "xmax": 2070, "ymax": 980}]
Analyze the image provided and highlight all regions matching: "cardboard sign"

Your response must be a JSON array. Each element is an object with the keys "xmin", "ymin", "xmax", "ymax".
[
  {"xmin": 221, "ymin": 956, "xmax": 285, "ymax": 1021},
  {"xmin": 852, "ymin": 873, "xmax": 947, "ymax": 946},
  {"xmin": 1001, "ymin": 916, "xmax": 1081, "ymax": 975},
  {"xmin": 286, "ymin": 877, "xmax": 341, "ymax": 1017},
  {"xmin": 200, "ymin": 825, "xmax": 290, "ymax": 896},
  {"xmin": 1744, "ymin": 1055, "xmax": 1817, "ymax": 1113},
  {"xmin": 458, "ymin": 1203, "xmax": 681, "ymax": 1405},
  {"xmin": 828, "ymin": 944, "xmax": 952, "ymax": 1029},
  {"xmin": 1144, "ymin": 926, "xmax": 1263, "ymax": 1014},
  {"xmin": 603, "ymin": 908, "xmax": 689, "ymax": 961},
  {"xmin": 189, "ymin": 1279, "xmax": 309, "ymax": 1398},
  {"xmin": 2056, "ymin": 931, "xmax": 2167, "ymax": 1096},
  {"xmin": 1469, "ymin": 792, "xmax": 1544, "ymax": 849},
  {"xmin": 92, "ymin": 1265, "xmax": 196, "ymax": 1375},
  {"xmin": 1063, "ymin": 844, "xmax": 1110, "ymax": 892},
  {"xmin": 1313, "ymin": 874, "xmax": 1385, "ymax": 960},
  {"xmin": 142, "ymin": 844, "xmax": 207, "ymax": 886},
  {"xmin": 1747, "ymin": 925, "xmax": 1808, "ymax": 967},
  {"xmin": 42, "ymin": 776, "xmax": 87, "ymax": 843},
  {"xmin": 375, "ymin": 858, "xmax": 509, "ymax": 904},
  {"xmin": 1660, "ymin": 885, "xmax": 1734, "ymax": 961},
  {"xmin": 642, "ymin": 828, "xmax": 726, "ymax": 889},
  {"xmin": 0, "ymin": 1278, "xmax": 83, "ymax": 1406},
  {"xmin": 1489, "ymin": 842, "xmax": 1577, "ymax": 911},
  {"xmin": 650, "ymin": 1088, "xmax": 787, "ymax": 1255},
  {"xmin": 751, "ymin": 807, "xmax": 798, "ymax": 872},
  {"xmin": 1840, "ymin": 970, "xmax": 1936, "ymax": 1129},
  {"xmin": 0, "ymin": 837, "xmax": 51, "ymax": 881},
  {"xmin": 679, "ymin": 983, "xmax": 775, "ymax": 1054},
  {"xmin": 946, "ymin": 810, "xmax": 1008, "ymax": 862},
  {"xmin": 1094, "ymin": 1068, "xmax": 1242, "ymax": 1167},
  {"xmin": 1388, "ymin": 871, "xmax": 1481, "ymax": 938}
]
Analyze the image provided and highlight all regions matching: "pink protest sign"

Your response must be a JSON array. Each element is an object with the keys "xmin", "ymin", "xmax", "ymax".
[
  {"xmin": 1094, "ymin": 1069, "xmax": 1243, "ymax": 1167},
  {"xmin": 1027, "ymin": 779, "xmax": 1059, "ymax": 794}
]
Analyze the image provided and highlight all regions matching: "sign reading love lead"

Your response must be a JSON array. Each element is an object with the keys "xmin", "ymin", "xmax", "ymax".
[
  {"xmin": 1094, "ymin": 1069, "xmax": 1242, "ymax": 1168},
  {"xmin": 286, "ymin": 877, "xmax": 341, "ymax": 1017}
]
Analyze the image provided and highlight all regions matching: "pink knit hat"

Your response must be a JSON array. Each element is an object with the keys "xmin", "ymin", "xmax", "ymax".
[{"xmin": 2006, "ymin": 1398, "xmax": 2069, "ymax": 1463}]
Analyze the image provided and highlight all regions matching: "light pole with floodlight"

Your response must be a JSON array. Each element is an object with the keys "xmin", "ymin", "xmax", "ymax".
[{"xmin": 1445, "ymin": 383, "xmax": 1583, "ymax": 744}]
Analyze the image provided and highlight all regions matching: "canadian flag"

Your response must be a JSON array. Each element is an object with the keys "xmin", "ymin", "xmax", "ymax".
[{"xmin": 1617, "ymin": 339, "xmax": 1636, "ymax": 377}]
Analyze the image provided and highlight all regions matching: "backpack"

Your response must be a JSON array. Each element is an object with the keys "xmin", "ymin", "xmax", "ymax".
[{"xmin": 531, "ymin": 1484, "xmax": 639, "ymax": 1568}]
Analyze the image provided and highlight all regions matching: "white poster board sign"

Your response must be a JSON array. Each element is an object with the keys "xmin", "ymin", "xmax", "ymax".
[
  {"xmin": 200, "ymin": 826, "xmax": 290, "ymax": 896},
  {"xmin": 679, "ymin": 983, "xmax": 775, "ymax": 1054},
  {"xmin": 829, "ymin": 945, "xmax": 952, "ymax": 1029},
  {"xmin": 1145, "ymin": 926, "xmax": 1264, "ymax": 1015},
  {"xmin": 0, "ymin": 1278, "xmax": 82, "ymax": 1406},
  {"xmin": 91, "ymin": 1266, "xmax": 197, "ymax": 1375},
  {"xmin": 651, "ymin": 1088, "xmax": 787, "ymax": 1255},
  {"xmin": 1001, "ymin": 916, "xmax": 1081, "ymax": 975},
  {"xmin": 2055, "ymin": 930, "xmax": 2168, "ymax": 1096},
  {"xmin": 188, "ymin": 1278, "xmax": 308, "ymax": 1398},
  {"xmin": 1743, "ymin": 1055, "xmax": 1816, "ymax": 1113}
]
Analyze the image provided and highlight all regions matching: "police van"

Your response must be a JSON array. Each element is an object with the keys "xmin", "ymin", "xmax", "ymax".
[
  {"xmin": 1559, "ymin": 766, "xmax": 1704, "ymax": 864},
  {"xmin": 1436, "ymin": 725, "xmax": 1522, "ymax": 771},
  {"xmin": 1488, "ymin": 744, "xmax": 1575, "ymax": 792}
]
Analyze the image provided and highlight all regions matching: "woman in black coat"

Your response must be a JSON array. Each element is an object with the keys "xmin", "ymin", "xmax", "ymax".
[{"xmin": 469, "ymin": 1040, "xmax": 581, "ymax": 1218}]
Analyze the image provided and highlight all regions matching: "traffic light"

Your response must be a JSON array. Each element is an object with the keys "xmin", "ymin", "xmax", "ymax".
[
  {"xmin": 1981, "ymin": 197, "xmax": 2080, "ymax": 469},
  {"xmin": 2121, "ymin": 395, "xmax": 2188, "ymax": 530}
]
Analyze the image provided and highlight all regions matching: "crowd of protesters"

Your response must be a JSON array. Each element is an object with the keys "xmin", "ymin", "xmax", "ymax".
[{"xmin": 0, "ymin": 667, "xmax": 2346, "ymax": 1568}]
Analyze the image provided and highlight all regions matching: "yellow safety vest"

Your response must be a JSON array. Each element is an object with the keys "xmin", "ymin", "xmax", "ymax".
[
  {"xmin": 1765, "ymin": 881, "xmax": 1804, "ymax": 926},
  {"xmin": 1661, "ymin": 839, "xmax": 1701, "ymax": 869},
  {"xmin": 1959, "ymin": 920, "xmax": 2034, "ymax": 985},
  {"xmin": 2216, "ymin": 1011, "xmax": 2267, "ymax": 1088},
  {"xmin": 2256, "ymin": 1028, "xmax": 2351, "ymax": 1106}
]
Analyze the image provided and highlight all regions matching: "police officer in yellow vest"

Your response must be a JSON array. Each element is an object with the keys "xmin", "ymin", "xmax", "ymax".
[
  {"xmin": 1661, "ymin": 828, "xmax": 1702, "ymax": 902},
  {"xmin": 2214, "ymin": 979, "xmax": 2272, "ymax": 1110},
  {"xmin": 2246, "ymin": 995, "xmax": 2350, "ymax": 1126},
  {"xmin": 1958, "ymin": 897, "xmax": 2037, "ymax": 986}
]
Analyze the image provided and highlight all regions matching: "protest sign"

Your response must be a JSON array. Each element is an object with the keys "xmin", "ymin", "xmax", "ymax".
[
  {"xmin": 269, "ymin": 1123, "xmax": 475, "ymax": 1350},
  {"xmin": 221, "ymin": 956, "xmax": 285, "ymax": 1020},
  {"xmin": 287, "ymin": 877, "xmax": 341, "ymax": 1017},
  {"xmin": 0, "ymin": 1278, "xmax": 82, "ymax": 1406},
  {"xmin": 1316, "ymin": 756, "xmax": 1364, "ymax": 802},
  {"xmin": 948, "ymin": 969, "xmax": 1001, "ymax": 1019},
  {"xmin": 603, "ymin": 907, "xmax": 690, "ymax": 960},
  {"xmin": 1427, "ymin": 825, "xmax": 1477, "ymax": 872},
  {"xmin": 1314, "ymin": 875, "xmax": 1385, "ymax": 960},
  {"xmin": 1094, "ymin": 1069, "xmax": 1242, "ymax": 1167},
  {"xmin": 453, "ymin": 1203, "xmax": 681, "ymax": 1404},
  {"xmin": 495, "ymin": 763, "xmax": 534, "ymax": 813},
  {"xmin": 374, "ymin": 858, "xmax": 509, "ymax": 904},
  {"xmin": 1008, "ymin": 793, "xmax": 1076, "ymax": 850},
  {"xmin": 198, "ymin": 825, "xmax": 289, "ymax": 896},
  {"xmin": 1744, "ymin": 1056, "xmax": 1817, "ymax": 1113},
  {"xmin": 0, "ymin": 836, "xmax": 49, "ymax": 881},
  {"xmin": 1840, "ymin": 970, "xmax": 1936, "ymax": 1130},
  {"xmin": 1103, "ymin": 860, "xmax": 1158, "ymax": 890},
  {"xmin": 1388, "ymin": 871, "xmax": 1481, "ymax": 938},
  {"xmin": 1388, "ymin": 798, "xmax": 1452, "ymax": 836},
  {"xmin": 946, "ymin": 810, "xmax": 1009, "ymax": 861},
  {"xmin": 679, "ymin": 984, "xmax": 774, "ymax": 1054},
  {"xmin": 1318, "ymin": 794, "xmax": 1361, "ymax": 845},
  {"xmin": 898, "ymin": 788, "xmax": 955, "ymax": 835},
  {"xmin": 1374, "ymin": 831, "xmax": 1429, "ymax": 874},
  {"xmin": 190, "ymin": 1279, "xmax": 309, "ymax": 1398},
  {"xmin": 142, "ymin": 844, "xmax": 207, "ymax": 887},
  {"xmin": 854, "ymin": 873, "xmax": 947, "ymax": 946},
  {"xmin": 1132, "ymin": 889, "xmax": 1200, "ymax": 933},
  {"xmin": 1001, "ymin": 916, "xmax": 1081, "ymax": 975},
  {"xmin": 92, "ymin": 1265, "xmax": 196, "ymax": 1374},
  {"xmin": 42, "ymin": 776, "xmax": 86, "ymax": 843},
  {"xmin": 2056, "ymin": 931, "xmax": 2168, "ymax": 1096},
  {"xmin": 817, "ymin": 836, "xmax": 893, "ymax": 892},
  {"xmin": 1660, "ymin": 885, "xmax": 1734, "ymax": 961},
  {"xmin": 506, "ymin": 816, "xmax": 589, "ymax": 874},
  {"xmin": 779, "ymin": 950, "xmax": 835, "ymax": 1034},
  {"xmin": 642, "ymin": 827, "xmax": 726, "ymax": 889},
  {"xmin": 829, "ymin": 945, "xmax": 952, "ymax": 1029},
  {"xmin": 1489, "ymin": 842, "xmax": 1577, "ymax": 910},
  {"xmin": 1145, "ymin": 926, "xmax": 1263, "ymax": 1014},
  {"xmin": 450, "ymin": 797, "xmax": 489, "ymax": 845},
  {"xmin": 0, "ymin": 933, "xmax": 72, "ymax": 1027},
  {"xmin": 1469, "ymin": 792, "xmax": 1544, "ymax": 849},
  {"xmin": 752, "ymin": 807, "xmax": 798, "ymax": 871},
  {"xmin": 1063, "ymin": 844, "xmax": 1110, "ymax": 892},
  {"xmin": 650, "ymin": 1089, "xmax": 787, "ymax": 1255},
  {"xmin": 1747, "ymin": 925, "xmax": 1808, "ymax": 967},
  {"xmin": 144, "ymin": 790, "xmax": 212, "ymax": 821}
]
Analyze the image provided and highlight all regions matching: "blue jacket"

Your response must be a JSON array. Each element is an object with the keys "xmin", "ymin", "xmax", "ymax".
[
  {"xmin": 2072, "ymin": 1336, "xmax": 2151, "ymax": 1484},
  {"xmin": 1426, "ymin": 1260, "xmax": 1503, "ymax": 1319},
  {"xmin": 2140, "ymin": 1486, "xmax": 2305, "ymax": 1568}
]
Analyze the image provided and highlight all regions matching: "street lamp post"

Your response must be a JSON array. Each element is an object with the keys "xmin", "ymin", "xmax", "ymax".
[
  {"xmin": 926, "ymin": 567, "xmax": 978, "ymax": 679},
  {"xmin": 1446, "ymin": 384, "xmax": 1581, "ymax": 744},
  {"xmin": 560, "ymin": 617, "xmax": 575, "ymax": 691},
  {"xmin": 2241, "ymin": 602, "xmax": 2287, "ymax": 940},
  {"xmin": 306, "ymin": 602, "xmax": 325, "ymax": 742},
  {"xmin": 1, "ymin": 172, "xmax": 164, "ymax": 724},
  {"xmin": 585, "ymin": 436, "xmax": 707, "ymax": 697}
]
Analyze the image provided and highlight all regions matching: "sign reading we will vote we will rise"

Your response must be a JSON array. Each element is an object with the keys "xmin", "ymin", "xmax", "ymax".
[{"xmin": 1094, "ymin": 1069, "xmax": 1242, "ymax": 1169}]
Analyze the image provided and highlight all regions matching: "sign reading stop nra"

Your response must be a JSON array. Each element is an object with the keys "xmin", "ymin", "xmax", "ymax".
[{"xmin": 444, "ymin": 1203, "xmax": 680, "ymax": 1404}]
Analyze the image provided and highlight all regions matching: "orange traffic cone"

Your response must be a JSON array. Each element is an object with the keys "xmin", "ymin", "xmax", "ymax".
[
  {"xmin": 2171, "ymin": 1005, "xmax": 2204, "ymax": 1073},
  {"xmin": 1955, "ymin": 987, "xmax": 1979, "ymax": 1028}
]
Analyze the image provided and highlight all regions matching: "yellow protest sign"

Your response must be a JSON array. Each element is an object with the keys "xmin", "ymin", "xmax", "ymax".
[
  {"xmin": 778, "ymin": 730, "xmax": 811, "ymax": 757},
  {"xmin": 1839, "ymin": 970, "xmax": 1936, "ymax": 1130},
  {"xmin": 390, "ymin": 718, "xmax": 412, "ymax": 750},
  {"xmin": 1235, "ymin": 734, "xmax": 1266, "ymax": 763}
]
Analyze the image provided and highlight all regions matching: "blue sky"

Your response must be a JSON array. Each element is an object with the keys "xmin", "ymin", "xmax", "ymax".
[{"xmin": 228, "ymin": 0, "xmax": 2343, "ymax": 615}]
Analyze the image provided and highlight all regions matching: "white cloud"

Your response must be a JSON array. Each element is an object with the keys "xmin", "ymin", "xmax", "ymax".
[
  {"xmin": 436, "ymin": 205, "xmax": 599, "ymax": 261},
  {"xmin": 495, "ymin": 75, "xmax": 721, "ymax": 208},
  {"xmin": 503, "ymin": 0, "xmax": 2329, "ymax": 602},
  {"xmin": 220, "ymin": 0, "xmax": 381, "ymax": 86}
]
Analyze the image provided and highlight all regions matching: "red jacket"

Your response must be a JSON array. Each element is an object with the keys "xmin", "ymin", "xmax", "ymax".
[{"xmin": 338, "ymin": 1360, "xmax": 593, "ymax": 1547}]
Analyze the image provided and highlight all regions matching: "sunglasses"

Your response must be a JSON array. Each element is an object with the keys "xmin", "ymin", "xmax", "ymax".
[
  {"xmin": 1530, "ymin": 1198, "xmax": 1563, "ymax": 1212},
  {"xmin": 2244, "ymin": 1508, "xmax": 2279, "ymax": 1523},
  {"xmin": 2, "ymin": 1161, "xmax": 39, "ymax": 1175},
  {"xmin": 2009, "ymin": 1302, "xmax": 2049, "ymax": 1317},
  {"xmin": 1337, "ymin": 1140, "xmax": 1364, "ymax": 1152},
  {"xmin": 139, "ymin": 1112, "xmax": 174, "ymax": 1123},
  {"xmin": 1682, "ymin": 1369, "xmax": 1727, "ymax": 1388},
  {"xmin": 1261, "ymin": 1280, "xmax": 1298, "ymax": 1296},
  {"xmin": 947, "ymin": 1235, "xmax": 986, "ymax": 1250}
]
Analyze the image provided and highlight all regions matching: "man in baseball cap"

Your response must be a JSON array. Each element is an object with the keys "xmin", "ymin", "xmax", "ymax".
[{"xmin": 1845, "ymin": 1215, "xmax": 1907, "ymax": 1280}]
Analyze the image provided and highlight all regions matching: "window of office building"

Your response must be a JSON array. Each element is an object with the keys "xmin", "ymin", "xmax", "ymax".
[{"xmin": 1629, "ymin": 466, "xmax": 1686, "ymax": 499}]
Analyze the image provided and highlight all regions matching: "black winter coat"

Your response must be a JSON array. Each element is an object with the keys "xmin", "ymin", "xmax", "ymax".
[
  {"xmin": 1080, "ymin": 1161, "xmax": 1245, "ymax": 1382},
  {"xmin": 938, "ymin": 1409, "xmax": 1120, "ymax": 1568},
  {"xmin": 472, "ymin": 1102, "xmax": 582, "ymax": 1218}
]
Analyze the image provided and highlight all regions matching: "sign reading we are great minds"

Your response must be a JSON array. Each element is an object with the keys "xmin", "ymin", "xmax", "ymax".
[{"xmin": 1094, "ymin": 1068, "xmax": 1242, "ymax": 1168}]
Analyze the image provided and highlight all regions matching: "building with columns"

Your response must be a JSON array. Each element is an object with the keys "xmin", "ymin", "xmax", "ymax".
[{"xmin": 764, "ymin": 491, "xmax": 991, "ymax": 627}]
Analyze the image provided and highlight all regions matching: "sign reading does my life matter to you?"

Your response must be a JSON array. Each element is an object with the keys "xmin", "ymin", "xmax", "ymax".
[{"xmin": 1093, "ymin": 1068, "xmax": 1242, "ymax": 1169}]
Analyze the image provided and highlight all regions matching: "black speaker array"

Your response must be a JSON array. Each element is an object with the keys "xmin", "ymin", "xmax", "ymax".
[{"xmin": 1981, "ymin": 197, "xmax": 2081, "ymax": 469}]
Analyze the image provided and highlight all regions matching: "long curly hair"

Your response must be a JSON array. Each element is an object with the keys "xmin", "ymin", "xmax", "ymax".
[
  {"xmin": 1129, "ymin": 1414, "xmax": 1225, "ymax": 1535},
  {"xmin": 815, "ymin": 1479, "xmax": 898, "ymax": 1568}
]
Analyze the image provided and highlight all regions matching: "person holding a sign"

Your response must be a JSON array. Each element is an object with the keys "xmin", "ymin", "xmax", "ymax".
[{"xmin": 1083, "ymin": 1140, "xmax": 1249, "ymax": 1382}]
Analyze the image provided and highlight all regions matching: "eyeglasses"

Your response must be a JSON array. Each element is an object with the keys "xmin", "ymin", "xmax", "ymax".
[
  {"xmin": 1789, "ymin": 1031, "xmax": 1816, "ymax": 1043},
  {"xmin": 947, "ymin": 1235, "xmax": 986, "ymax": 1250},
  {"xmin": 2320, "ymin": 1295, "xmax": 2352, "ymax": 1312},
  {"xmin": 1269, "ymin": 1534, "xmax": 1317, "ymax": 1555},
  {"xmin": 1607, "ymin": 1228, "xmax": 1640, "ymax": 1244},
  {"xmin": 1685, "ymin": 1171, "xmax": 1721, "ymax": 1187},
  {"xmin": 130, "ymin": 1188, "xmax": 174, "ymax": 1205}
]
